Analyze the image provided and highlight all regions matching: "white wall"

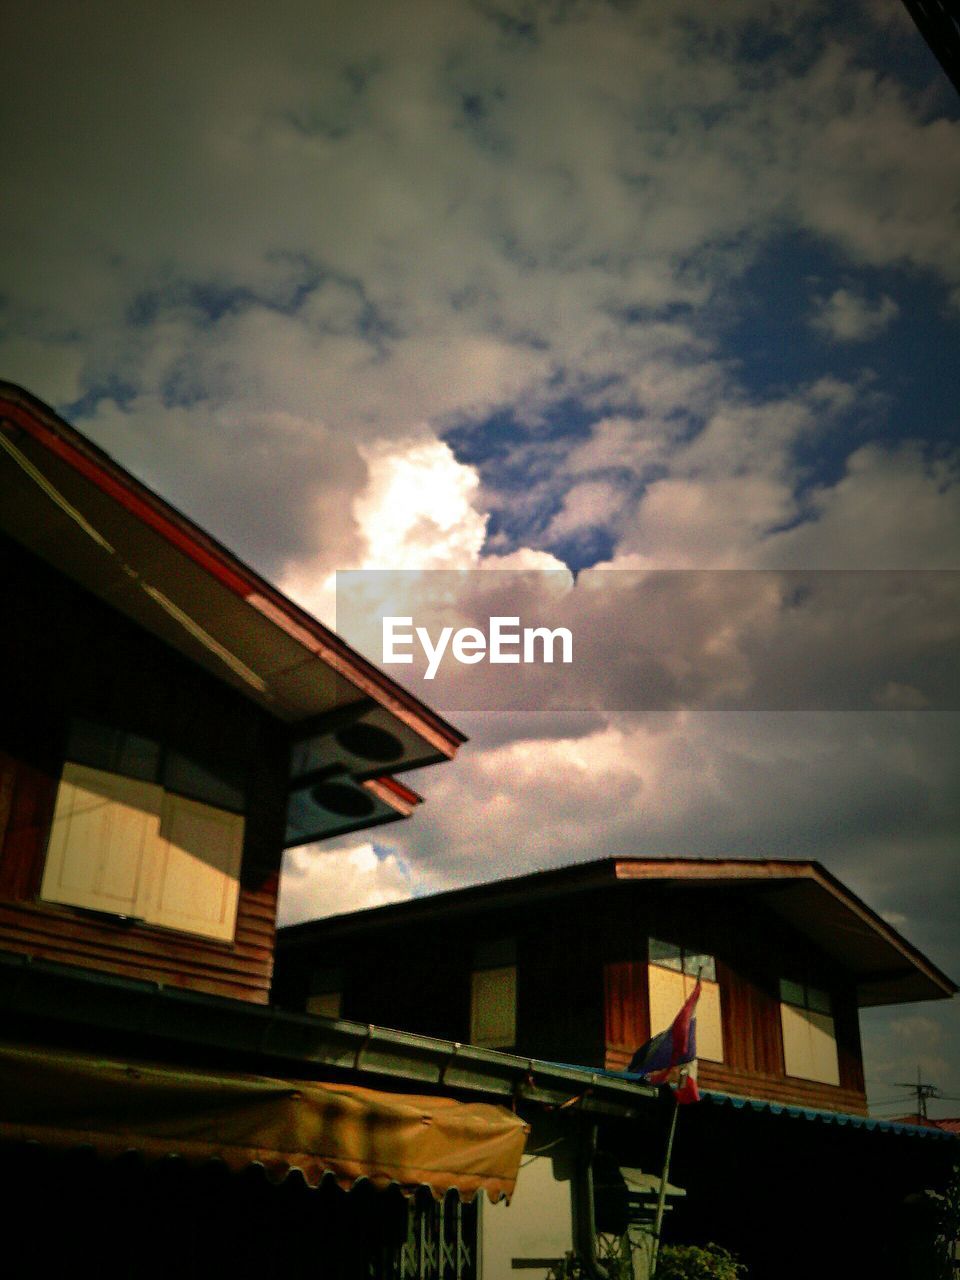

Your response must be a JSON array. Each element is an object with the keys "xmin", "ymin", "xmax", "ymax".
[{"xmin": 480, "ymin": 1152, "xmax": 574, "ymax": 1280}]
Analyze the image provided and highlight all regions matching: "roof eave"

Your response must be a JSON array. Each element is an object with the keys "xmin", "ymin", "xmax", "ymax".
[{"xmin": 0, "ymin": 381, "xmax": 466, "ymax": 757}]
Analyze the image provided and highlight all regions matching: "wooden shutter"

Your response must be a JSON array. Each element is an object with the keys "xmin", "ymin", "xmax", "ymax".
[
  {"xmin": 780, "ymin": 1003, "xmax": 840, "ymax": 1085},
  {"xmin": 40, "ymin": 763, "xmax": 161, "ymax": 917},
  {"xmin": 41, "ymin": 764, "xmax": 243, "ymax": 943},
  {"xmin": 648, "ymin": 965, "xmax": 724, "ymax": 1063},
  {"xmin": 148, "ymin": 792, "xmax": 244, "ymax": 941},
  {"xmin": 470, "ymin": 965, "xmax": 517, "ymax": 1047}
]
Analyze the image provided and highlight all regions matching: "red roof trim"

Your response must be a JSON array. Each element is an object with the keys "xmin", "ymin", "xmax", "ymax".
[
  {"xmin": 2, "ymin": 399, "xmax": 253, "ymax": 598},
  {"xmin": 0, "ymin": 384, "xmax": 465, "ymax": 753},
  {"xmin": 372, "ymin": 775, "xmax": 422, "ymax": 807}
]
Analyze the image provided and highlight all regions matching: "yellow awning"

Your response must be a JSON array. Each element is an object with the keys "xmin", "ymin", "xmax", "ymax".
[{"xmin": 0, "ymin": 1042, "xmax": 528, "ymax": 1202}]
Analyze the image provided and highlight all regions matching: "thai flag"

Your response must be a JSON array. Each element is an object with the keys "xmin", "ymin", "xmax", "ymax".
[{"xmin": 628, "ymin": 978, "xmax": 701, "ymax": 1104}]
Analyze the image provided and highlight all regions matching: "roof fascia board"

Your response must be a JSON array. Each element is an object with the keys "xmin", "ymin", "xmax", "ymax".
[{"xmin": 0, "ymin": 384, "xmax": 464, "ymax": 756}]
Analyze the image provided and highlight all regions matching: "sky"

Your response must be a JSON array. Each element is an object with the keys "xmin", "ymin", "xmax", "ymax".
[{"xmin": 3, "ymin": 0, "xmax": 959, "ymax": 1117}]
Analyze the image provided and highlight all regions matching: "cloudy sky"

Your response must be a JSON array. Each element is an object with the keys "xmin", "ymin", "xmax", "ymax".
[{"xmin": 4, "ymin": 0, "xmax": 959, "ymax": 1116}]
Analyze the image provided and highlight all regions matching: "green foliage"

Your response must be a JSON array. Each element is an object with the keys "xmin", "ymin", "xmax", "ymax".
[
  {"xmin": 933, "ymin": 1166, "xmax": 960, "ymax": 1280},
  {"xmin": 655, "ymin": 1243, "xmax": 747, "ymax": 1280},
  {"xmin": 546, "ymin": 1242, "xmax": 746, "ymax": 1280}
]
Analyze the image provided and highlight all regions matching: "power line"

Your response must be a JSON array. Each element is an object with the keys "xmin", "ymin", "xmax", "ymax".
[{"xmin": 893, "ymin": 1065, "xmax": 942, "ymax": 1121}]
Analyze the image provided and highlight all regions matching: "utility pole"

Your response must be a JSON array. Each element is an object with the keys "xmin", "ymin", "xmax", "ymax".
[{"xmin": 895, "ymin": 1064, "xmax": 941, "ymax": 1121}]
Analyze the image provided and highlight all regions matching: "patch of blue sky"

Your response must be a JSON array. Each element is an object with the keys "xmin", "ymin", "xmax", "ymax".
[
  {"xmin": 715, "ymin": 230, "xmax": 960, "ymax": 493},
  {"xmin": 850, "ymin": 13, "xmax": 960, "ymax": 118},
  {"xmin": 61, "ymin": 375, "xmax": 138, "ymax": 422},
  {"xmin": 547, "ymin": 525, "xmax": 617, "ymax": 574},
  {"xmin": 367, "ymin": 844, "xmax": 417, "ymax": 896},
  {"xmin": 159, "ymin": 364, "xmax": 208, "ymax": 411},
  {"xmin": 471, "ymin": 2, "xmax": 539, "ymax": 47},
  {"xmin": 451, "ymin": 393, "xmax": 627, "ymax": 459},
  {"xmin": 125, "ymin": 252, "xmax": 327, "ymax": 332},
  {"xmin": 483, "ymin": 498, "xmax": 564, "ymax": 557},
  {"xmin": 443, "ymin": 398, "xmax": 643, "ymax": 567},
  {"xmin": 453, "ymin": 85, "xmax": 513, "ymax": 157}
]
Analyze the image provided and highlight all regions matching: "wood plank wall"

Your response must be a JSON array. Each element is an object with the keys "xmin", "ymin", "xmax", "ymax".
[
  {"xmin": 277, "ymin": 879, "xmax": 871, "ymax": 1112},
  {"xmin": 601, "ymin": 886, "xmax": 868, "ymax": 1113},
  {"xmin": 0, "ymin": 538, "xmax": 288, "ymax": 1003}
]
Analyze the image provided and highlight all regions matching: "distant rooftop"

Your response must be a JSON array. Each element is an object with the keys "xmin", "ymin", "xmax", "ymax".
[{"xmin": 279, "ymin": 855, "xmax": 957, "ymax": 1008}]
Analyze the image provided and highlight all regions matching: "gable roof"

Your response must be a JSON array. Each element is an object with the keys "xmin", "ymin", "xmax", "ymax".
[
  {"xmin": 278, "ymin": 856, "xmax": 957, "ymax": 1007},
  {"xmin": 0, "ymin": 382, "xmax": 465, "ymax": 843}
]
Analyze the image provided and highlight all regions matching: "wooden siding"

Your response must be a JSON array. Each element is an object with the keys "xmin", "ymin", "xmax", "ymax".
[
  {"xmin": 603, "ymin": 960, "xmax": 648, "ymax": 1059},
  {"xmin": 602, "ymin": 1048, "xmax": 868, "ymax": 1115},
  {"xmin": 280, "ymin": 879, "xmax": 872, "ymax": 1112},
  {"xmin": 278, "ymin": 895, "xmax": 607, "ymax": 1066},
  {"xmin": 519, "ymin": 897, "xmax": 605, "ymax": 1066},
  {"xmin": 0, "ymin": 537, "xmax": 289, "ymax": 1003},
  {"xmin": 600, "ymin": 885, "xmax": 868, "ymax": 1112}
]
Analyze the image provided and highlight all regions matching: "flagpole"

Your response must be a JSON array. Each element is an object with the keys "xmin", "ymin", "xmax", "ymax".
[
  {"xmin": 650, "ymin": 965, "xmax": 701, "ymax": 1278},
  {"xmin": 649, "ymin": 1092, "xmax": 679, "ymax": 1279}
]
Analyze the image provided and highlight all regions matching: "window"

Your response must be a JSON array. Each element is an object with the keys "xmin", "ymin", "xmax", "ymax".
[
  {"xmin": 779, "ymin": 978, "xmax": 839, "ymax": 1085},
  {"xmin": 647, "ymin": 937, "xmax": 723, "ymax": 1062},
  {"xmin": 40, "ymin": 720, "xmax": 245, "ymax": 942},
  {"xmin": 470, "ymin": 938, "xmax": 516, "ymax": 1049}
]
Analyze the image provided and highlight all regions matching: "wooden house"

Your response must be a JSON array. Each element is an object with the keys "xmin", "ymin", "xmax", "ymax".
[
  {"xmin": 0, "ymin": 383, "xmax": 598, "ymax": 1278},
  {"xmin": 275, "ymin": 856, "xmax": 955, "ymax": 1118},
  {"xmin": 271, "ymin": 855, "xmax": 957, "ymax": 1116},
  {"xmin": 275, "ymin": 857, "xmax": 960, "ymax": 1278},
  {"xmin": 0, "ymin": 380, "xmax": 465, "ymax": 1003},
  {"xmin": 1, "ymin": 383, "xmax": 954, "ymax": 1279}
]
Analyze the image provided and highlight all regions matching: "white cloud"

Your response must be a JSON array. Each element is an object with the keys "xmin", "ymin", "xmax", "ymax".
[
  {"xmin": 809, "ymin": 287, "xmax": 899, "ymax": 342},
  {"xmin": 277, "ymin": 840, "xmax": 413, "ymax": 926},
  {"xmin": 354, "ymin": 438, "xmax": 488, "ymax": 570},
  {"xmin": 3, "ymin": 0, "xmax": 959, "ymax": 1099},
  {"xmin": 761, "ymin": 444, "xmax": 960, "ymax": 568},
  {"xmin": 544, "ymin": 479, "xmax": 627, "ymax": 543}
]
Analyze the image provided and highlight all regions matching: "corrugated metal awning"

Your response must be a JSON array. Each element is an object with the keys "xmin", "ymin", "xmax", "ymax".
[
  {"xmin": 0, "ymin": 1043, "xmax": 528, "ymax": 1201},
  {"xmin": 701, "ymin": 1090, "xmax": 958, "ymax": 1140}
]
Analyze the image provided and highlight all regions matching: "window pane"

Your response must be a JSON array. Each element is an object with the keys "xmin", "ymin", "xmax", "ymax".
[
  {"xmin": 779, "ymin": 978, "xmax": 805, "ymax": 1007},
  {"xmin": 470, "ymin": 965, "xmax": 516, "ymax": 1047},
  {"xmin": 683, "ymin": 952, "xmax": 716, "ymax": 982},
  {"xmin": 41, "ymin": 763, "xmax": 161, "ymax": 917},
  {"xmin": 781, "ymin": 1004, "xmax": 839, "ymax": 1085},
  {"xmin": 164, "ymin": 750, "xmax": 245, "ymax": 813},
  {"xmin": 649, "ymin": 937, "xmax": 683, "ymax": 970},
  {"xmin": 67, "ymin": 719, "xmax": 160, "ymax": 783},
  {"xmin": 151, "ymin": 793, "xmax": 243, "ymax": 941},
  {"xmin": 807, "ymin": 984, "xmax": 832, "ymax": 1014},
  {"xmin": 649, "ymin": 965, "xmax": 723, "ymax": 1063}
]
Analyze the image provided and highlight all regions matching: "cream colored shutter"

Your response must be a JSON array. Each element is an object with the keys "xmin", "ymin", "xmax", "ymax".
[
  {"xmin": 780, "ymin": 1003, "xmax": 840, "ymax": 1085},
  {"xmin": 147, "ymin": 792, "xmax": 244, "ymax": 941},
  {"xmin": 470, "ymin": 965, "xmax": 517, "ymax": 1047},
  {"xmin": 40, "ymin": 763, "xmax": 161, "ymax": 917},
  {"xmin": 647, "ymin": 966, "xmax": 724, "ymax": 1063}
]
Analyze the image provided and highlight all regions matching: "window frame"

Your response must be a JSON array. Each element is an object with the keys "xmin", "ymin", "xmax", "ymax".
[
  {"xmin": 778, "ymin": 976, "xmax": 840, "ymax": 1086},
  {"xmin": 469, "ymin": 938, "xmax": 517, "ymax": 1050},
  {"xmin": 39, "ymin": 719, "xmax": 247, "ymax": 943},
  {"xmin": 647, "ymin": 936, "xmax": 724, "ymax": 1063}
]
